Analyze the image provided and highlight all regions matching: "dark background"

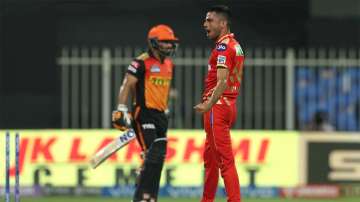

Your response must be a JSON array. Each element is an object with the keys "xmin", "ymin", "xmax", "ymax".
[
  {"xmin": 0, "ymin": 0, "xmax": 359, "ymax": 128},
  {"xmin": 308, "ymin": 142, "xmax": 360, "ymax": 184}
]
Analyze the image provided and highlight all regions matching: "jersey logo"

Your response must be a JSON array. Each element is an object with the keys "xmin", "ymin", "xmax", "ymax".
[
  {"xmin": 150, "ymin": 65, "xmax": 161, "ymax": 73},
  {"xmin": 142, "ymin": 123, "xmax": 155, "ymax": 129},
  {"xmin": 131, "ymin": 61, "xmax": 140, "ymax": 68},
  {"xmin": 128, "ymin": 60, "xmax": 140, "ymax": 73},
  {"xmin": 128, "ymin": 65, "xmax": 137, "ymax": 73},
  {"xmin": 217, "ymin": 55, "xmax": 226, "ymax": 65},
  {"xmin": 150, "ymin": 76, "xmax": 171, "ymax": 86},
  {"xmin": 216, "ymin": 43, "xmax": 227, "ymax": 51},
  {"xmin": 235, "ymin": 44, "xmax": 244, "ymax": 56}
]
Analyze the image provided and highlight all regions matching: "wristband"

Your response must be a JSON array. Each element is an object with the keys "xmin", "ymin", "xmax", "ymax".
[{"xmin": 117, "ymin": 104, "xmax": 128, "ymax": 111}]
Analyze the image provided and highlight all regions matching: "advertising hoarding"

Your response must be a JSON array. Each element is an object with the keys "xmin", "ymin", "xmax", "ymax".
[{"xmin": 0, "ymin": 130, "xmax": 300, "ymax": 187}]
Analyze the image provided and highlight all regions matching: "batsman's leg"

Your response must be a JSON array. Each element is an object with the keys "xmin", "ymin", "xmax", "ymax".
[{"xmin": 133, "ymin": 138, "xmax": 167, "ymax": 202}]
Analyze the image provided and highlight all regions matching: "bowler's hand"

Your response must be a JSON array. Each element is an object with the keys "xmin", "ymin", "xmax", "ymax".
[{"xmin": 194, "ymin": 101, "xmax": 212, "ymax": 113}]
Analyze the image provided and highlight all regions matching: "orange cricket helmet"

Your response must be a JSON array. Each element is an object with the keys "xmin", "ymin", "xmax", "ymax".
[
  {"xmin": 147, "ymin": 24, "xmax": 179, "ymax": 57},
  {"xmin": 148, "ymin": 24, "xmax": 179, "ymax": 41}
]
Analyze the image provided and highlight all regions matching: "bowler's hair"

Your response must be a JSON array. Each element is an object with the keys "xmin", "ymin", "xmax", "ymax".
[{"xmin": 207, "ymin": 5, "xmax": 232, "ymax": 26}]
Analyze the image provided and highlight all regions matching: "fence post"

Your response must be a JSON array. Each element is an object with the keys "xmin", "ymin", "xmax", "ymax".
[
  {"xmin": 102, "ymin": 48, "xmax": 111, "ymax": 128},
  {"xmin": 286, "ymin": 48, "xmax": 295, "ymax": 130},
  {"xmin": 60, "ymin": 47, "xmax": 70, "ymax": 128}
]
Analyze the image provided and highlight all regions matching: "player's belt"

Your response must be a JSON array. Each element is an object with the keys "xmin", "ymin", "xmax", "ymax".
[{"xmin": 202, "ymin": 95, "xmax": 236, "ymax": 106}]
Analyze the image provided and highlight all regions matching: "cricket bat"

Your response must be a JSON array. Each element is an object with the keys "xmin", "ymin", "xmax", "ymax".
[{"xmin": 90, "ymin": 129, "xmax": 136, "ymax": 169}]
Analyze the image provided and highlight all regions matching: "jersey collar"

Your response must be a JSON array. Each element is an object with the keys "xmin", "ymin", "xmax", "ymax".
[
  {"xmin": 216, "ymin": 33, "xmax": 234, "ymax": 44},
  {"xmin": 148, "ymin": 49, "xmax": 165, "ymax": 63}
]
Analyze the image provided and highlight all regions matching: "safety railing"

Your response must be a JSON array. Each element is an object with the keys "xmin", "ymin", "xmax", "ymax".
[{"xmin": 57, "ymin": 47, "xmax": 360, "ymax": 131}]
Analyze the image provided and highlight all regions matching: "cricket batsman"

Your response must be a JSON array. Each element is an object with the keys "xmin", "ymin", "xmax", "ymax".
[{"xmin": 112, "ymin": 24, "xmax": 179, "ymax": 202}]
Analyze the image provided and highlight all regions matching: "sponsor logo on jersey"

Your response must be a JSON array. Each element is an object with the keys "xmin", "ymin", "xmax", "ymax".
[
  {"xmin": 217, "ymin": 55, "xmax": 226, "ymax": 65},
  {"xmin": 150, "ymin": 65, "xmax": 161, "ymax": 73},
  {"xmin": 142, "ymin": 123, "xmax": 155, "ymax": 129},
  {"xmin": 150, "ymin": 76, "xmax": 171, "ymax": 86},
  {"xmin": 128, "ymin": 65, "xmax": 137, "ymax": 73},
  {"xmin": 216, "ymin": 43, "xmax": 227, "ymax": 51},
  {"xmin": 131, "ymin": 61, "xmax": 140, "ymax": 68}
]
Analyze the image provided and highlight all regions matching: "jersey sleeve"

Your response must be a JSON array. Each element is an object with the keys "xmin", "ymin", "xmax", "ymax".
[
  {"xmin": 126, "ymin": 59, "xmax": 145, "ymax": 79},
  {"xmin": 215, "ymin": 43, "xmax": 235, "ymax": 69}
]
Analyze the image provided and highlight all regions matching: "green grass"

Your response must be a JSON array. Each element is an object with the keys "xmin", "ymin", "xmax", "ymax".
[{"xmin": 4, "ymin": 197, "xmax": 359, "ymax": 202}]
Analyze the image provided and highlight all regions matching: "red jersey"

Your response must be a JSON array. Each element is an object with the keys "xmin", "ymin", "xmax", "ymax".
[{"xmin": 203, "ymin": 33, "xmax": 245, "ymax": 103}]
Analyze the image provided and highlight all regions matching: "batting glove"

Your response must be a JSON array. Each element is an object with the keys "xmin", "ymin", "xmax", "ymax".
[{"xmin": 112, "ymin": 104, "xmax": 132, "ymax": 131}]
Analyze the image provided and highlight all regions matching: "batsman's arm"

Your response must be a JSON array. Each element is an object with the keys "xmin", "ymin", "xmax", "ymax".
[
  {"xmin": 118, "ymin": 73, "xmax": 138, "ymax": 105},
  {"xmin": 112, "ymin": 73, "xmax": 138, "ymax": 130}
]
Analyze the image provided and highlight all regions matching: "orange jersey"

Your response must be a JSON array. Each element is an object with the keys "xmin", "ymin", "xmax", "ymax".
[
  {"xmin": 203, "ymin": 33, "xmax": 245, "ymax": 101},
  {"xmin": 127, "ymin": 52, "xmax": 173, "ymax": 112}
]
